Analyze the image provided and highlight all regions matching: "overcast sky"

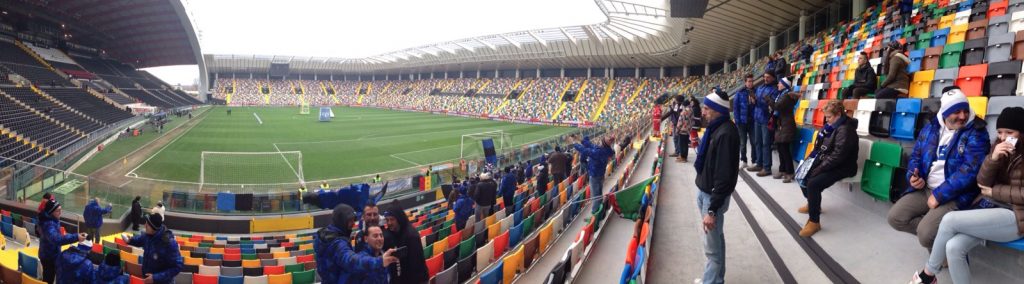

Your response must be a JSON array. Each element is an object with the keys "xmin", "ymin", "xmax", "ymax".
[{"xmin": 143, "ymin": 0, "xmax": 605, "ymax": 86}]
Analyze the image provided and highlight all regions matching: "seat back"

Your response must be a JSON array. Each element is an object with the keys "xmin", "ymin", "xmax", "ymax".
[
  {"xmin": 969, "ymin": 96, "xmax": 990, "ymax": 118},
  {"xmin": 985, "ymin": 60, "xmax": 1023, "ymax": 96},
  {"xmin": 795, "ymin": 100, "xmax": 809, "ymax": 125},
  {"xmin": 427, "ymin": 253, "xmax": 444, "ymax": 278},
  {"xmin": 1, "ymin": 263, "xmax": 21, "ymax": 284},
  {"xmin": 855, "ymin": 99, "xmax": 876, "ymax": 136},
  {"xmin": 479, "ymin": 263, "xmax": 503, "ymax": 284},
  {"xmin": 909, "ymin": 49, "xmax": 925, "ymax": 73},
  {"xmin": 956, "ymin": 63, "xmax": 989, "ymax": 96},
  {"xmin": 964, "ymin": 37, "xmax": 989, "ymax": 65},
  {"xmin": 1013, "ymin": 11, "xmax": 1024, "ymax": 33},
  {"xmin": 917, "ymin": 32, "xmax": 933, "ymax": 51},
  {"xmin": 843, "ymin": 138, "xmax": 874, "ymax": 184},
  {"xmin": 17, "ymin": 252, "xmax": 38, "ymax": 278},
  {"xmin": 931, "ymin": 68, "xmax": 960, "ymax": 97},
  {"xmin": 988, "ymin": 32, "xmax": 1016, "ymax": 63},
  {"xmin": 804, "ymin": 100, "xmax": 818, "ymax": 126},
  {"xmin": 1013, "ymin": 0, "xmax": 1024, "ymax": 14},
  {"xmin": 969, "ymin": 19, "xmax": 989, "ymax": 40},
  {"xmin": 869, "ymin": 99, "xmax": 896, "ymax": 138},
  {"xmin": 917, "ymin": 98, "xmax": 942, "ymax": 134},
  {"xmin": 941, "ymin": 42, "xmax": 965, "ymax": 69},
  {"xmin": 192, "ymin": 274, "xmax": 218, "ymax": 284},
  {"xmin": 891, "ymin": 98, "xmax": 922, "ymax": 140},
  {"xmin": 476, "ymin": 240, "xmax": 494, "ymax": 270},
  {"xmin": 842, "ymin": 99, "xmax": 858, "ymax": 117},
  {"xmin": 991, "ymin": 14, "xmax": 1012, "ymax": 36},
  {"xmin": 243, "ymin": 275, "xmax": 268, "ymax": 284},
  {"xmin": 862, "ymin": 141, "xmax": 902, "ymax": 201},
  {"xmin": 220, "ymin": 276, "xmax": 244, "ymax": 284},
  {"xmin": 933, "ymin": 28, "xmax": 951, "ymax": 47},
  {"xmin": 993, "ymin": 1, "xmax": 1010, "ymax": 19},
  {"xmin": 910, "ymin": 70, "xmax": 935, "ymax": 98},
  {"xmin": 267, "ymin": 273, "xmax": 292, "ymax": 284},
  {"xmin": 813, "ymin": 99, "xmax": 829, "ymax": 128},
  {"xmin": 950, "ymin": 23, "xmax": 969, "ymax": 44},
  {"xmin": 985, "ymin": 97, "xmax": 1024, "ymax": 142},
  {"xmin": 923, "ymin": 46, "xmax": 943, "ymax": 71},
  {"xmin": 794, "ymin": 128, "xmax": 816, "ymax": 162}
]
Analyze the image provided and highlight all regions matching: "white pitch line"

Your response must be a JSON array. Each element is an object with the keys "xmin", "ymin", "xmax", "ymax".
[
  {"xmin": 273, "ymin": 143, "xmax": 302, "ymax": 183},
  {"xmin": 273, "ymin": 125, "xmax": 508, "ymax": 146},
  {"xmin": 390, "ymin": 154, "xmax": 423, "ymax": 166},
  {"xmin": 125, "ymin": 110, "xmax": 208, "ymax": 177}
]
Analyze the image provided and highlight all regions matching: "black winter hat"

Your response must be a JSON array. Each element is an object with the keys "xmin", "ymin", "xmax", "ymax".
[
  {"xmin": 997, "ymin": 107, "xmax": 1024, "ymax": 133},
  {"xmin": 145, "ymin": 213, "xmax": 163, "ymax": 229},
  {"xmin": 43, "ymin": 199, "xmax": 60, "ymax": 216},
  {"xmin": 764, "ymin": 69, "xmax": 777, "ymax": 79},
  {"xmin": 332, "ymin": 204, "xmax": 356, "ymax": 230}
]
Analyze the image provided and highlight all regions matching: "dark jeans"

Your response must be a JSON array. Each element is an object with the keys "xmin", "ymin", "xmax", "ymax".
[
  {"xmin": 776, "ymin": 142, "xmax": 794, "ymax": 175},
  {"xmin": 84, "ymin": 226, "xmax": 101, "ymax": 243},
  {"xmin": 43, "ymin": 258, "xmax": 55, "ymax": 283},
  {"xmin": 754, "ymin": 123, "xmax": 773, "ymax": 170},
  {"xmin": 875, "ymin": 88, "xmax": 902, "ymax": 99},
  {"xmin": 841, "ymin": 86, "xmax": 872, "ymax": 99},
  {"xmin": 675, "ymin": 132, "xmax": 689, "ymax": 159},
  {"xmin": 737, "ymin": 123, "xmax": 752, "ymax": 163},
  {"xmin": 503, "ymin": 194, "xmax": 514, "ymax": 213},
  {"xmin": 801, "ymin": 170, "xmax": 846, "ymax": 222},
  {"xmin": 553, "ymin": 172, "xmax": 566, "ymax": 185}
]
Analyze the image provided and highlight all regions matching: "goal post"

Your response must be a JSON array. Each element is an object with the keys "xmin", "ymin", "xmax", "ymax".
[
  {"xmin": 299, "ymin": 103, "xmax": 310, "ymax": 114},
  {"xmin": 199, "ymin": 151, "xmax": 305, "ymax": 190},
  {"xmin": 460, "ymin": 130, "xmax": 512, "ymax": 159}
]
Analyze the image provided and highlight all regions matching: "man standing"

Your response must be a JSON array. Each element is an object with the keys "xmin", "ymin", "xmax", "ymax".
[
  {"xmin": 471, "ymin": 172, "xmax": 498, "ymax": 220},
  {"xmin": 83, "ymin": 198, "xmax": 112, "ymax": 243},
  {"xmin": 355, "ymin": 225, "xmax": 392, "ymax": 283},
  {"xmin": 572, "ymin": 134, "xmax": 615, "ymax": 214},
  {"xmin": 887, "ymin": 86, "xmax": 990, "ymax": 249},
  {"xmin": 39, "ymin": 200, "xmax": 87, "ymax": 283},
  {"xmin": 733, "ymin": 75, "xmax": 756, "ymax": 169},
  {"xmin": 548, "ymin": 146, "xmax": 569, "ymax": 184},
  {"xmin": 748, "ymin": 70, "xmax": 779, "ymax": 177},
  {"xmin": 125, "ymin": 214, "xmax": 182, "ymax": 284},
  {"xmin": 694, "ymin": 90, "xmax": 740, "ymax": 284}
]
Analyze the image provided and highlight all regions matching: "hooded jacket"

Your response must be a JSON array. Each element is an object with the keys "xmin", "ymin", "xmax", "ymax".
[
  {"xmin": 904, "ymin": 115, "xmax": 990, "ymax": 209},
  {"xmin": 39, "ymin": 213, "xmax": 79, "ymax": 263},
  {"xmin": 732, "ymin": 87, "xmax": 755, "ymax": 125},
  {"xmin": 880, "ymin": 51, "xmax": 910, "ymax": 92},
  {"xmin": 96, "ymin": 262, "xmax": 129, "ymax": 284},
  {"xmin": 56, "ymin": 247, "xmax": 94, "ymax": 284},
  {"xmin": 499, "ymin": 171, "xmax": 517, "ymax": 199},
  {"xmin": 314, "ymin": 223, "xmax": 387, "ymax": 284},
  {"xmin": 772, "ymin": 92, "xmax": 799, "ymax": 143},
  {"xmin": 473, "ymin": 177, "xmax": 498, "ymax": 207},
  {"xmin": 84, "ymin": 200, "xmax": 112, "ymax": 229},
  {"xmin": 453, "ymin": 187, "xmax": 475, "ymax": 229},
  {"xmin": 127, "ymin": 226, "xmax": 183, "ymax": 284},
  {"xmin": 382, "ymin": 207, "xmax": 429, "ymax": 283},
  {"xmin": 753, "ymin": 79, "xmax": 779, "ymax": 125},
  {"xmin": 574, "ymin": 137, "xmax": 614, "ymax": 177}
]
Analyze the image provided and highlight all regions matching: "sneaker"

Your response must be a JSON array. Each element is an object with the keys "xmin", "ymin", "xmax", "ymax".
[
  {"xmin": 739, "ymin": 162, "xmax": 748, "ymax": 169},
  {"xmin": 908, "ymin": 270, "xmax": 937, "ymax": 284},
  {"xmin": 773, "ymin": 172, "xmax": 783, "ymax": 179},
  {"xmin": 756, "ymin": 170, "xmax": 772, "ymax": 177},
  {"xmin": 746, "ymin": 166, "xmax": 763, "ymax": 172},
  {"xmin": 799, "ymin": 220, "xmax": 821, "ymax": 237}
]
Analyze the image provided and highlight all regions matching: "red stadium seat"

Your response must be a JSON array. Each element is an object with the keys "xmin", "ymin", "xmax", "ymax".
[
  {"xmin": 426, "ymin": 253, "xmax": 444, "ymax": 278},
  {"xmin": 956, "ymin": 64, "xmax": 988, "ymax": 97}
]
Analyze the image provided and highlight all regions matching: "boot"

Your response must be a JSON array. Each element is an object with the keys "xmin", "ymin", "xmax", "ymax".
[
  {"xmin": 756, "ymin": 169, "xmax": 772, "ymax": 177},
  {"xmin": 773, "ymin": 172, "xmax": 783, "ymax": 179},
  {"xmin": 799, "ymin": 220, "xmax": 821, "ymax": 237},
  {"xmin": 680, "ymin": 157, "xmax": 688, "ymax": 163},
  {"xmin": 798, "ymin": 204, "xmax": 809, "ymax": 214},
  {"xmin": 783, "ymin": 174, "xmax": 794, "ymax": 183},
  {"xmin": 675, "ymin": 156, "xmax": 684, "ymax": 162},
  {"xmin": 746, "ymin": 165, "xmax": 762, "ymax": 172}
]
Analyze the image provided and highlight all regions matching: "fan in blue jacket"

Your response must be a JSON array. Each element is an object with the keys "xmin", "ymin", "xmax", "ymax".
[
  {"xmin": 39, "ymin": 200, "xmax": 85, "ymax": 283},
  {"xmin": 83, "ymin": 198, "xmax": 112, "ymax": 243},
  {"xmin": 453, "ymin": 185, "xmax": 475, "ymax": 230},
  {"xmin": 499, "ymin": 167, "xmax": 518, "ymax": 212},
  {"xmin": 573, "ymin": 135, "xmax": 615, "ymax": 213},
  {"xmin": 96, "ymin": 253, "xmax": 129, "ymax": 284},
  {"xmin": 126, "ymin": 214, "xmax": 182, "ymax": 284},
  {"xmin": 55, "ymin": 241, "xmax": 95, "ymax": 284},
  {"xmin": 888, "ymin": 87, "xmax": 990, "ymax": 249},
  {"xmin": 315, "ymin": 204, "xmax": 397, "ymax": 284}
]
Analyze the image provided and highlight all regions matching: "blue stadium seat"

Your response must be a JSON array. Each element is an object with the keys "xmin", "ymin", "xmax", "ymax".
[
  {"xmin": 909, "ymin": 49, "xmax": 925, "ymax": 73},
  {"xmin": 18, "ymin": 251, "xmax": 38, "ymax": 278},
  {"xmin": 933, "ymin": 28, "xmax": 951, "ymax": 47},
  {"xmin": 794, "ymin": 128, "xmax": 815, "ymax": 162},
  {"xmin": 891, "ymin": 99, "xmax": 922, "ymax": 141}
]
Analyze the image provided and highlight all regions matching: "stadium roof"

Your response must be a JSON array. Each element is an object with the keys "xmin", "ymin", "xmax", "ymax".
[
  {"xmin": 207, "ymin": 0, "xmax": 832, "ymax": 75},
  {"xmin": 6, "ymin": 0, "xmax": 203, "ymax": 69}
]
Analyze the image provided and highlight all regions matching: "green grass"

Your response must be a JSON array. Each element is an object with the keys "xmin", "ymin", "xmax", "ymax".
[
  {"xmin": 132, "ymin": 106, "xmax": 575, "ymax": 184},
  {"xmin": 74, "ymin": 108, "xmax": 201, "ymax": 175}
]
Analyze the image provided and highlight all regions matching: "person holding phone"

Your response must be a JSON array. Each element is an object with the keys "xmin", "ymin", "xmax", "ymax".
[
  {"xmin": 314, "ymin": 204, "xmax": 398, "ymax": 284},
  {"xmin": 909, "ymin": 107, "xmax": 1024, "ymax": 284},
  {"xmin": 888, "ymin": 86, "xmax": 991, "ymax": 250},
  {"xmin": 355, "ymin": 225, "xmax": 394, "ymax": 284}
]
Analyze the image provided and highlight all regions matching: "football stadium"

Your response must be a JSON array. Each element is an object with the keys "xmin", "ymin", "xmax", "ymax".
[{"xmin": 1, "ymin": 0, "xmax": 1023, "ymax": 283}]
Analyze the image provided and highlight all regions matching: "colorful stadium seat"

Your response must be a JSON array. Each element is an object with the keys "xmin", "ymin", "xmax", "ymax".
[
  {"xmin": 956, "ymin": 63, "xmax": 988, "ymax": 96},
  {"xmin": 909, "ymin": 49, "xmax": 925, "ymax": 73},
  {"xmin": 17, "ymin": 252, "xmax": 38, "ymax": 279},
  {"xmin": 964, "ymin": 38, "xmax": 988, "ymax": 65},
  {"xmin": 911, "ymin": 70, "xmax": 935, "ymax": 98},
  {"xmin": 479, "ymin": 262, "xmax": 503, "ymax": 284},
  {"xmin": 891, "ymin": 98, "xmax": 922, "ymax": 140},
  {"xmin": 991, "ymin": 15, "xmax": 1012, "ymax": 35},
  {"xmin": 502, "ymin": 247, "xmax": 523, "ymax": 284},
  {"xmin": 813, "ymin": 99, "xmax": 829, "ymax": 128},
  {"xmin": 840, "ymin": 138, "xmax": 873, "ymax": 190},
  {"xmin": 967, "ymin": 19, "xmax": 988, "ymax": 40},
  {"xmin": 931, "ymin": 68, "xmax": 960, "ymax": 97},
  {"xmin": 985, "ymin": 60, "xmax": 1022, "ymax": 96},
  {"xmin": 804, "ymin": 100, "xmax": 818, "ymax": 126},
  {"xmin": 861, "ymin": 141, "xmax": 902, "ymax": 201},
  {"xmin": 1015, "ymin": 31, "xmax": 1024, "ymax": 60},
  {"xmin": 985, "ymin": 96, "xmax": 1024, "ymax": 143},
  {"xmin": 477, "ymin": 240, "xmax": 494, "ymax": 270},
  {"xmin": 267, "ymin": 273, "xmax": 292, "ymax": 284},
  {"xmin": 869, "ymin": 99, "xmax": 896, "ymax": 138},
  {"xmin": 192, "ymin": 274, "xmax": 218, "ymax": 284},
  {"xmin": 923, "ymin": 46, "xmax": 943, "ymax": 71},
  {"xmin": 855, "ymin": 99, "xmax": 876, "ymax": 136},
  {"xmin": 427, "ymin": 253, "xmax": 444, "ymax": 278},
  {"xmin": 987, "ymin": 33, "xmax": 1015, "ymax": 62},
  {"xmin": 969, "ymin": 96, "xmax": 989, "ymax": 118}
]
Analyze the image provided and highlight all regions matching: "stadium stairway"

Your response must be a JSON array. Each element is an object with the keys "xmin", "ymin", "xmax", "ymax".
[
  {"xmin": 571, "ymin": 135, "xmax": 662, "ymax": 283},
  {"xmin": 512, "ymin": 135, "xmax": 646, "ymax": 283}
]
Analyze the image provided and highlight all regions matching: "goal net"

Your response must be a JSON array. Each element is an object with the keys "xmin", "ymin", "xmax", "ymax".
[
  {"xmin": 460, "ymin": 130, "xmax": 512, "ymax": 159},
  {"xmin": 199, "ymin": 151, "xmax": 304, "ymax": 191}
]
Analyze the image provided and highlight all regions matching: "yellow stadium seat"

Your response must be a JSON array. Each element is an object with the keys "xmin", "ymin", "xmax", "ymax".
[
  {"xmin": 539, "ymin": 223, "xmax": 553, "ymax": 254},
  {"xmin": 502, "ymin": 247, "xmax": 523, "ymax": 284},
  {"xmin": 22, "ymin": 273, "xmax": 45, "ymax": 284},
  {"xmin": 267, "ymin": 273, "xmax": 293, "ymax": 284},
  {"xmin": 432, "ymin": 238, "xmax": 447, "ymax": 257}
]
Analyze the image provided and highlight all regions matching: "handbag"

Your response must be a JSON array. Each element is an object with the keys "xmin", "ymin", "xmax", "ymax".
[{"xmin": 794, "ymin": 157, "xmax": 816, "ymax": 186}]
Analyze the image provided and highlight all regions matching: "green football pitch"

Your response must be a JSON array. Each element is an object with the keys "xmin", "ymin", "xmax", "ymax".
[{"xmin": 130, "ymin": 106, "xmax": 575, "ymax": 184}]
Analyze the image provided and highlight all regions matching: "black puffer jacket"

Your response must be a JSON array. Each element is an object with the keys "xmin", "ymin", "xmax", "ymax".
[
  {"xmin": 772, "ymin": 92, "xmax": 799, "ymax": 143},
  {"xmin": 809, "ymin": 116, "xmax": 860, "ymax": 178},
  {"xmin": 472, "ymin": 178, "xmax": 498, "ymax": 207}
]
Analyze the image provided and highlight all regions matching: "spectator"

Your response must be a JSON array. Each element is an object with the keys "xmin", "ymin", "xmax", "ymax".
[
  {"xmin": 572, "ymin": 134, "xmax": 615, "ymax": 214},
  {"xmin": 798, "ymin": 100, "xmax": 859, "ymax": 237},
  {"xmin": 535, "ymin": 163, "xmax": 549, "ymax": 196},
  {"xmin": 125, "ymin": 214, "xmax": 182, "ymax": 284},
  {"xmin": 357, "ymin": 225, "xmax": 393, "ymax": 283},
  {"xmin": 733, "ymin": 75, "xmax": 756, "ymax": 169},
  {"xmin": 749, "ymin": 70, "xmax": 780, "ymax": 177},
  {"xmin": 500, "ymin": 167, "xmax": 517, "ymax": 213},
  {"xmin": 97, "ymin": 253, "xmax": 128, "ymax": 284},
  {"xmin": 693, "ymin": 90, "xmax": 740, "ymax": 284},
  {"xmin": 452, "ymin": 185, "xmax": 475, "ymax": 231},
  {"xmin": 83, "ymin": 198, "xmax": 112, "ymax": 244},
  {"xmin": 909, "ymin": 107, "xmax": 1024, "ymax": 284},
  {"xmin": 773, "ymin": 79, "xmax": 799, "ymax": 183},
  {"xmin": 888, "ymin": 86, "xmax": 990, "ymax": 249},
  {"xmin": 515, "ymin": 162, "xmax": 526, "ymax": 185},
  {"xmin": 800, "ymin": 42, "xmax": 814, "ymax": 64},
  {"xmin": 876, "ymin": 41, "xmax": 910, "ymax": 99},
  {"xmin": 56, "ymin": 240, "xmax": 95, "ymax": 284},
  {"xmin": 675, "ymin": 97, "xmax": 693, "ymax": 163},
  {"xmin": 548, "ymin": 146, "xmax": 569, "ymax": 184},
  {"xmin": 315, "ymin": 204, "xmax": 396, "ymax": 284},
  {"xmin": 354, "ymin": 203, "xmax": 385, "ymax": 252},
  {"xmin": 382, "ymin": 205, "xmax": 429, "ymax": 284},
  {"xmin": 689, "ymin": 95, "xmax": 702, "ymax": 148},
  {"xmin": 661, "ymin": 95, "xmax": 687, "ymax": 160},
  {"xmin": 843, "ymin": 52, "xmax": 877, "ymax": 99},
  {"xmin": 773, "ymin": 51, "xmax": 789, "ymax": 79},
  {"xmin": 130, "ymin": 196, "xmax": 143, "ymax": 231},
  {"xmin": 472, "ymin": 171, "xmax": 498, "ymax": 220},
  {"xmin": 39, "ymin": 200, "xmax": 87, "ymax": 283}
]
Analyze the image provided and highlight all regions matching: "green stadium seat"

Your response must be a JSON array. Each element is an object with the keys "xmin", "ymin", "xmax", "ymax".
[
  {"xmin": 290, "ymin": 270, "xmax": 315, "ymax": 284},
  {"xmin": 861, "ymin": 141, "xmax": 902, "ymax": 201}
]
